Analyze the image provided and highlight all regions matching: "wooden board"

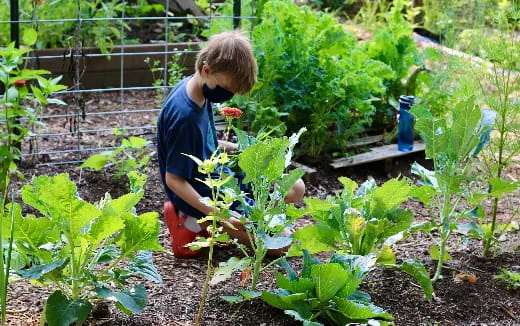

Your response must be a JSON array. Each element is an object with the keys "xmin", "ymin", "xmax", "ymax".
[
  {"xmin": 346, "ymin": 134, "xmax": 384, "ymax": 148},
  {"xmin": 330, "ymin": 142, "xmax": 425, "ymax": 169}
]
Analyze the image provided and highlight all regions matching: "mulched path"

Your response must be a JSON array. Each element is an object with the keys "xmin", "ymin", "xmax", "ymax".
[{"xmin": 5, "ymin": 90, "xmax": 520, "ymax": 326}]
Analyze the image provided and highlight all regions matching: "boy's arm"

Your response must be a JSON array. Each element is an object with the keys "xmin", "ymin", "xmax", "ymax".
[
  {"xmin": 165, "ymin": 172, "xmax": 214, "ymax": 216},
  {"xmin": 218, "ymin": 140, "xmax": 238, "ymax": 153}
]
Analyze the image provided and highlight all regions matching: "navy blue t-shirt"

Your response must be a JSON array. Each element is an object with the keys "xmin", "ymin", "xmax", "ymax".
[{"xmin": 157, "ymin": 77, "xmax": 220, "ymax": 218}]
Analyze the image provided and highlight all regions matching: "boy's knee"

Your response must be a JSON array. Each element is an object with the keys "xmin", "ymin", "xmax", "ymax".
[{"xmin": 285, "ymin": 178, "xmax": 305, "ymax": 204}]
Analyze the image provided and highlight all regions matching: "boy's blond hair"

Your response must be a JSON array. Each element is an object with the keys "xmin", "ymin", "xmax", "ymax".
[{"xmin": 196, "ymin": 30, "xmax": 258, "ymax": 94}]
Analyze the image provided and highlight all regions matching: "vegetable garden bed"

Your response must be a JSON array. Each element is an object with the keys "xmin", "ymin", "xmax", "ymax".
[{"xmin": 4, "ymin": 91, "xmax": 520, "ymax": 326}]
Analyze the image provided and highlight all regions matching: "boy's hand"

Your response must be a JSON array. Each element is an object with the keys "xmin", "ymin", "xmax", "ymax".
[{"xmin": 218, "ymin": 140, "xmax": 238, "ymax": 153}]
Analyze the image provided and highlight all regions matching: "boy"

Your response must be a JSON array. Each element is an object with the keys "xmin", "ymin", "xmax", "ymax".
[{"xmin": 157, "ymin": 31, "xmax": 305, "ymax": 258}]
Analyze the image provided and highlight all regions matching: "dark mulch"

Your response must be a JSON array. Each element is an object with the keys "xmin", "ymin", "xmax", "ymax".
[{"xmin": 5, "ymin": 91, "xmax": 520, "ymax": 326}]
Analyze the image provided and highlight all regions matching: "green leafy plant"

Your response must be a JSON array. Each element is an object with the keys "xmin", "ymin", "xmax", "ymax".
[
  {"xmin": 212, "ymin": 128, "xmax": 307, "ymax": 302},
  {"xmin": 2, "ymin": 173, "xmax": 164, "ymax": 326},
  {"xmin": 252, "ymin": 0, "xmax": 393, "ymax": 158},
  {"xmin": 494, "ymin": 268, "xmax": 520, "ymax": 290},
  {"xmin": 80, "ymin": 131, "xmax": 151, "ymax": 180},
  {"xmin": 0, "ymin": 42, "xmax": 66, "ymax": 324},
  {"xmin": 262, "ymin": 250, "xmax": 394, "ymax": 326},
  {"xmin": 410, "ymin": 96, "xmax": 496, "ymax": 282},
  {"xmin": 289, "ymin": 177, "xmax": 433, "ymax": 299}
]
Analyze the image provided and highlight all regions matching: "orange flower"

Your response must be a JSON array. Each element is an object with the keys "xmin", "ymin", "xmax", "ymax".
[
  {"xmin": 30, "ymin": 0, "xmax": 45, "ymax": 4},
  {"xmin": 14, "ymin": 80, "xmax": 26, "ymax": 87},
  {"xmin": 220, "ymin": 107, "xmax": 243, "ymax": 119}
]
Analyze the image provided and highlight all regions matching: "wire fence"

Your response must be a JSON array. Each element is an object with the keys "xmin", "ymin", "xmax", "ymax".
[{"xmin": 1, "ymin": 0, "xmax": 253, "ymax": 166}]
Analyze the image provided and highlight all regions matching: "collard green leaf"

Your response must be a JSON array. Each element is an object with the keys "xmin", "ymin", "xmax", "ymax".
[
  {"xmin": 211, "ymin": 257, "xmax": 252, "ymax": 285},
  {"xmin": 87, "ymin": 212, "xmax": 125, "ymax": 248},
  {"xmin": 333, "ymin": 297, "xmax": 393, "ymax": 321},
  {"xmin": 356, "ymin": 178, "xmax": 377, "ymax": 198},
  {"xmin": 411, "ymin": 105, "xmax": 448, "ymax": 159},
  {"xmin": 471, "ymin": 109, "xmax": 496, "ymax": 157},
  {"xmin": 96, "ymin": 284, "xmax": 147, "ymax": 315},
  {"xmin": 301, "ymin": 249, "xmax": 320, "ymax": 278},
  {"xmin": 329, "ymin": 254, "xmax": 376, "ymax": 278},
  {"xmin": 277, "ymin": 258, "xmax": 298, "ymax": 281},
  {"xmin": 400, "ymin": 259, "xmax": 433, "ymax": 301},
  {"xmin": 257, "ymin": 230, "xmax": 292, "ymax": 250},
  {"xmin": 288, "ymin": 224, "xmax": 337, "ymax": 257},
  {"xmin": 236, "ymin": 289, "xmax": 262, "ymax": 300},
  {"xmin": 116, "ymin": 212, "xmax": 165, "ymax": 254},
  {"xmin": 285, "ymin": 310, "xmax": 324, "ymax": 326},
  {"xmin": 110, "ymin": 192, "xmax": 144, "ymax": 215},
  {"xmin": 262, "ymin": 291, "xmax": 306, "ymax": 310},
  {"xmin": 304, "ymin": 198, "xmax": 334, "ymax": 224},
  {"xmin": 338, "ymin": 177, "xmax": 358, "ymax": 196},
  {"xmin": 369, "ymin": 178, "xmax": 410, "ymax": 217},
  {"xmin": 311, "ymin": 263, "xmax": 348, "ymax": 302},
  {"xmin": 21, "ymin": 174, "xmax": 100, "ymax": 239},
  {"xmin": 19, "ymin": 259, "xmax": 67, "ymax": 280},
  {"xmin": 45, "ymin": 291, "xmax": 92, "ymax": 326},
  {"xmin": 456, "ymin": 221, "xmax": 483, "ymax": 238},
  {"xmin": 409, "ymin": 185, "xmax": 436, "ymax": 205},
  {"xmin": 128, "ymin": 251, "xmax": 162, "ymax": 283},
  {"xmin": 376, "ymin": 245, "xmax": 396, "ymax": 265}
]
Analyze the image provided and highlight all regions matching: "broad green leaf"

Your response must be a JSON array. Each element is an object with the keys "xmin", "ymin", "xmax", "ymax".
[
  {"xmin": 110, "ymin": 192, "xmax": 144, "ymax": 215},
  {"xmin": 311, "ymin": 263, "xmax": 348, "ymax": 302},
  {"xmin": 22, "ymin": 28, "xmax": 38, "ymax": 46},
  {"xmin": 333, "ymin": 297, "xmax": 393, "ymax": 321},
  {"xmin": 239, "ymin": 138, "xmax": 289, "ymax": 184},
  {"xmin": 277, "ymin": 258, "xmax": 298, "ymax": 281},
  {"xmin": 285, "ymin": 310, "xmax": 323, "ymax": 326},
  {"xmin": 301, "ymin": 249, "xmax": 320, "ymax": 278},
  {"xmin": 456, "ymin": 221, "xmax": 483, "ymax": 238},
  {"xmin": 128, "ymin": 251, "xmax": 163, "ymax": 283},
  {"xmin": 400, "ymin": 259, "xmax": 433, "ymax": 300},
  {"xmin": 21, "ymin": 174, "xmax": 100, "ymax": 238},
  {"xmin": 487, "ymin": 178, "xmax": 519, "ymax": 199},
  {"xmin": 355, "ymin": 178, "xmax": 377, "ymax": 198},
  {"xmin": 276, "ymin": 168, "xmax": 305, "ymax": 195},
  {"xmin": 290, "ymin": 278, "xmax": 315, "ymax": 294},
  {"xmin": 304, "ymin": 198, "xmax": 334, "ymax": 224},
  {"xmin": 370, "ymin": 178, "xmax": 410, "ymax": 217},
  {"xmin": 80, "ymin": 154, "xmax": 109, "ymax": 171},
  {"xmin": 329, "ymin": 254, "xmax": 376, "ymax": 278},
  {"xmin": 411, "ymin": 162, "xmax": 439, "ymax": 189},
  {"xmin": 116, "ymin": 212, "xmax": 165, "ymax": 254},
  {"xmin": 19, "ymin": 259, "xmax": 67, "ymax": 280},
  {"xmin": 211, "ymin": 257, "xmax": 252, "ymax": 285},
  {"xmin": 379, "ymin": 209, "xmax": 414, "ymax": 240},
  {"xmin": 96, "ymin": 284, "xmax": 147, "ymax": 315},
  {"xmin": 451, "ymin": 96, "xmax": 481, "ymax": 156},
  {"xmin": 128, "ymin": 136, "xmax": 149, "ymax": 149},
  {"xmin": 257, "ymin": 230, "xmax": 292, "ymax": 250},
  {"xmin": 409, "ymin": 185, "xmax": 436, "ymax": 205},
  {"xmin": 338, "ymin": 177, "xmax": 358, "ymax": 196},
  {"xmin": 411, "ymin": 105, "xmax": 448, "ymax": 159},
  {"xmin": 288, "ymin": 224, "xmax": 336, "ymax": 257},
  {"xmin": 261, "ymin": 291, "xmax": 306, "ymax": 310},
  {"xmin": 429, "ymin": 245, "xmax": 452, "ymax": 261},
  {"xmin": 45, "ymin": 291, "xmax": 92, "ymax": 326},
  {"xmin": 87, "ymin": 213, "xmax": 125, "ymax": 247},
  {"xmin": 221, "ymin": 295, "xmax": 244, "ymax": 303},
  {"xmin": 471, "ymin": 109, "xmax": 496, "ymax": 157}
]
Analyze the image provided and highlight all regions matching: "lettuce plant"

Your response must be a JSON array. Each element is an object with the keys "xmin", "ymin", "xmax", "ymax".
[
  {"xmin": 289, "ymin": 177, "xmax": 433, "ymax": 299},
  {"xmin": 410, "ymin": 96, "xmax": 496, "ymax": 282},
  {"xmin": 2, "ymin": 174, "xmax": 164, "ymax": 326},
  {"xmin": 262, "ymin": 250, "xmax": 393, "ymax": 326}
]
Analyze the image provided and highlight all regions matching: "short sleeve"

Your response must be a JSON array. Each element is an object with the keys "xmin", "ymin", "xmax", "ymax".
[{"xmin": 164, "ymin": 119, "xmax": 200, "ymax": 179}]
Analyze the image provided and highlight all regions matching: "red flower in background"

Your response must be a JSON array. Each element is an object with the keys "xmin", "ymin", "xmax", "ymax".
[
  {"xmin": 220, "ymin": 107, "xmax": 243, "ymax": 119},
  {"xmin": 14, "ymin": 80, "xmax": 26, "ymax": 87},
  {"xmin": 30, "ymin": 0, "xmax": 46, "ymax": 4}
]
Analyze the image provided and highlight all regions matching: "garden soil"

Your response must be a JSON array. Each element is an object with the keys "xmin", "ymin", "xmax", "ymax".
[{"xmin": 5, "ymin": 91, "xmax": 520, "ymax": 326}]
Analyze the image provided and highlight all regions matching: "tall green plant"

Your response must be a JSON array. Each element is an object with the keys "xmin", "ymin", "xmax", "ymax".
[
  {"xmin": 3, "ymin": 174, "xmax": 164, "ymax": 326},
  {"xmin": 410, "ymin": 96, "xmax": 496, "ymax": 282},
  {"xmin": 461, "ymin": 4, "xmax": 520, "ymax": 256}
]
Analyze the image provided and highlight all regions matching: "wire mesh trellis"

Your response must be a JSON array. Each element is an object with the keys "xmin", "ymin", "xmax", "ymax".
[{"xmin": 1, "ymin": 0, "xmax": 255, "ymax": 166}]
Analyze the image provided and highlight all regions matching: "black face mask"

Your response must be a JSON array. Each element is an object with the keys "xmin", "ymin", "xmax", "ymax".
[{"xmin": 202, "ymin": 83, "xmax": 234, "ymax": 103}]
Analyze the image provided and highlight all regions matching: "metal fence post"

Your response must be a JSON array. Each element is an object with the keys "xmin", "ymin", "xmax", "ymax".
[
  {"xmin": 233, "ymin": 0, "xmax": 241, "ymax": 29},
  {"xmin": 10, "ymin": 0, "xmax": 19, "ymax": 46}
]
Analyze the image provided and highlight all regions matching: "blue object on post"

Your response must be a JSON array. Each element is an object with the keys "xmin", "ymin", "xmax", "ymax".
[{"xmin": 397, "ymin": 95, "xmax": 415, "ymax": 152}]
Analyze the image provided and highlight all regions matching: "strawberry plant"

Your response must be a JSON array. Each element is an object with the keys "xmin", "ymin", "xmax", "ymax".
[
  {"xmin": 289, "ymin": 177, "xmax": 433, "ymax": 299},
  {"xmin": 262, "ymin": 250, "xmax": 394, "ymax": 326},
  {"xmin": 3, "ymin": 174, "xmax": 164, "ymax": 326},
  {"xmin": 410, "ymin": 96, "xmax": 496, "ymax": 282}
]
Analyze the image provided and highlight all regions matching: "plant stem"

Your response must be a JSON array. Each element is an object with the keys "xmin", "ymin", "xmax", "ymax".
[
  {"xmin": 251, "ymin": 245, "xmax": 266, "ymax": 291},
  {"xmin": 483, "ymin": 197, "xmax": 499, "ymax": 256},
  {"xmin": 194, "ymin": 239, "xmax": 214, "ymax": 326}
]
